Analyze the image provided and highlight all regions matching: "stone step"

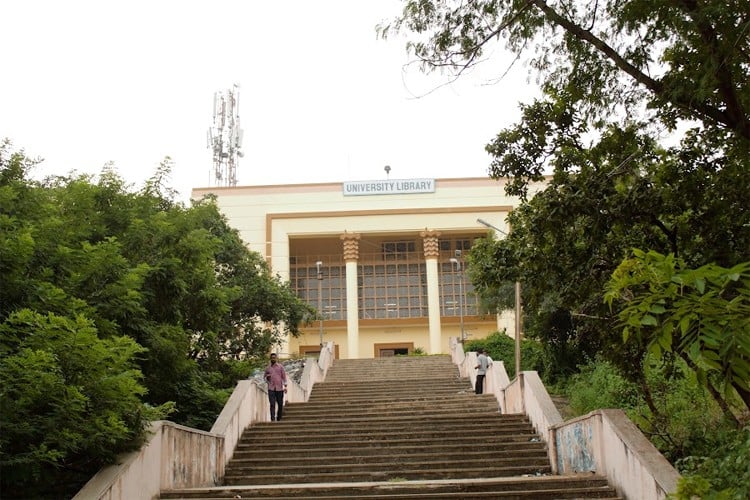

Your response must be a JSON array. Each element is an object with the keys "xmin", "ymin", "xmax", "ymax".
[
  {"xmin": 237, "ymin": 422, "xmax": 538, "ymax": 442},
  {"xmin": 246, "ymin": 412, "xmax": 525, "ymax": 427},
  {"xmin": 230, "ymin": 445, "xmax": 548, "ymax": 461},
  {"xmin": 310, "ymin": 381, "xmax": 470, "ymax": 392},
  {"xmin": 322, "ymin": 373, "xmax": 461, "ymax": 383},
  {"xmin": 225, "ymin": 455, "xmax": 551, "ymax": 476},
  {"xmin": 325, "ymin": 365, "xmax": 458, "ymax": 374},
  {"xmin": 306, "ymin": 390, "xmax": 474, "ymax": 403},
  {"xmin": 281, "ymin": 403, "xmax": 501, "ymax": 419},
  {"xmin": 322, "ymin": 360, "xmax": 459, "ymax": 382},
  {"xmin": 288, "ymin": 392, "xmax": 495, "ymax": 409},
  {"xmin": 324, "ymin": 365, "xmax": 459, "ymax": 373},
  {"xmin": 311, "ymin": 380, "xmax": 477, "ymax": 389},
  {"xmin": 235, "ymin": 434, "xmax": 545, "ymax": 452},
  {"xmin": 227, "ymin": 456, "xmax": 547, "ymax": 470},
  {"xmin": 327, "ymin": 356, "xmax": 454, "ymax": 367},
  {"xmin": 162, "ymin": 356, "xmax": 621, "ymax": 499},
  {"xmin": 309, "ymin": 380, "xmax": 470, "ymax": 391},
  {"xmin": 223, "ymin": 463, "xmax": 553, "ymax": 485},
  {"xmin": 161, "ymin": 475, "xmax": 621, "ymax": 499}
]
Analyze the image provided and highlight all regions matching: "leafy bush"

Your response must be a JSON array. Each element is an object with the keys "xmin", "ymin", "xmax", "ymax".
[
  {"xmin": 0, "ymin": 310, "xmax": 172, "ymax": 498},
  {"xmin": 0, "ymin": 149, "xmax": 315, "ymax": 496},
  {"xmin": 564, "ymin": 357, "xmax": 641, "ymax": 415},
  {"xmin": 638, "ymin": 358, "xmax": 733, "ymax": 461},
  {"xmin": 673, "ymin": 427, "xmax": 750, "ymax": 500},
  {"xmin": 466, "ymin": 330, "xmax": 546, "ymax": 379},
  {"xmin": 563, "ymin": 356, "xmax": 738, "ymax": 462}
]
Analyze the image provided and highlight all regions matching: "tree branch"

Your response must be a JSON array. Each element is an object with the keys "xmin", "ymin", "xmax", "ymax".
[
  {"xmin": 674, "ymin": 0, "xmax": 750, "ymax": 139},
  {"xmin": 530, "ymin": 0, "xmax": 750, "ymax": 140}
]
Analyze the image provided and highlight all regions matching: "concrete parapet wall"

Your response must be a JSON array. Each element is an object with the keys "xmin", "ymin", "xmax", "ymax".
[
  {"xmin": 209, "ymin": 379, "xmax": 267, "ymax": 463},
  {"xmin": 161, "ymin": 422, "xmax": 224, "ymax": 488},
  {"xmin": 73, "ymin": 421, "xmax": 223, "ymax": 500},
  {"xmin": 451, "ymin": 342, "xmax": 680, "ymax": 500},
  {"xmin": 521, "ymin": 371, "xmax": 564, "ymax": 439},
  {"xmin": 298, "ymin": 342, "xmax": 332, "ymax": 395},
  {"xmin": 551, "ymin": 409, "xmax": 680, "ymax": 500},
  {"xmin": 449, "ymin": 337, "xmax": 468, "ymax": 377},
  {"xmin": 502, "ymin": 377, "xmax": 523, "ymax": 414},
  {"xmin": 74, "ymin": 342, "xmax": 336, "ymax": 500}
]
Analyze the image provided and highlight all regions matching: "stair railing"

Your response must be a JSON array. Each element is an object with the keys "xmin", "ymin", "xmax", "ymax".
[
  {"xmin": 73, "ymin": 342, "xmax": 337, "ymax": 500},
  {"xmin": 449, "ymin": 339, "xmax": 681, "ymax": 500}
]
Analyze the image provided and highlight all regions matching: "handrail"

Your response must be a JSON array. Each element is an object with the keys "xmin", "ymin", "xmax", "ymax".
[
  {"xmin": 73, "ymin": 342, "xmax": 336, "ymax": 500},
  {"xmin": 451, "ymin": 340, "xmax": 680, "ymax": 500}
]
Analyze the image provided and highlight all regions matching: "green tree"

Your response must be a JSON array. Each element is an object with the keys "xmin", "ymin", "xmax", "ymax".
[
  {"xmin": 384, "ymin": 0, "xmax": 750, "ymax": 391},
  {"xmin": 379, "ymin": 0, "xmax": 750, "ymax": 142},
  {"xmin": 0, "ymin": 142, "xmax": 314, "ymax": 495},
  {"xmin": 0, "ymin": 310, "xmax": 166, "ymax": 498},
  {"xmin": 382, "ymin": 11, "xmax": 750, "ymax": 491}
]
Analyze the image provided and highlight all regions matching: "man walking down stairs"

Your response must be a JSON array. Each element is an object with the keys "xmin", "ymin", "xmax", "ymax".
[{"xmin": 161, "ymin": 355, "xmax": 622, "ymax": 499}]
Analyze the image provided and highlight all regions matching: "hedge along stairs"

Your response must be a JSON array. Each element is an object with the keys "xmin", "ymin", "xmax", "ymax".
[{"xmin": 161, "ymin": 355, "xmax": 621, "ymax": 499}]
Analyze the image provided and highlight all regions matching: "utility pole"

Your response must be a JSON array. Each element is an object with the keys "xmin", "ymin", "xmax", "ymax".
[
  {"xmin": 477, "ymin": 218, "xmax": 523, "ymax": 378},
  {"xmin": 449, "ymin": 250, "xmax": 465, "ymax": 344},
  {"xmin": 316, "ymin": 261, "xmax": 323, "ymax": 347}
]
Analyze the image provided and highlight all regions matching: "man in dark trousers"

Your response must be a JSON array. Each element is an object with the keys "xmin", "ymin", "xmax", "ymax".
[
  {"xmin": 475, "ymin": 348, "xmax": 490, "ymax": 394},
  {"xmin": 264, "ymin": 353, "xmax": 287, "ymax": 421}
]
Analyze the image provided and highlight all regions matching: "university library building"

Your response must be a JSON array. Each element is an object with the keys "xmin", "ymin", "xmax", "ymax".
[{"xmin": 192, "ymin": 176, "xmax": 543, "ymax": 359}]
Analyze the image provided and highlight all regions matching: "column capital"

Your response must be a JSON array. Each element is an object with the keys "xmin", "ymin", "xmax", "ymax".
[
  {"xmin": 340, "ymin": 232, "xmax": 361, "ymax": 261},
  {"xmin": 420, "ymin": 229, "xmax": 442, "ymax": 259}
]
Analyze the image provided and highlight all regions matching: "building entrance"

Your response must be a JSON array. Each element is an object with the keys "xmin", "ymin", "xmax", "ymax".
[{"xmin": 374, "ymin": 342, "xmax": 414, "ymax": 357}]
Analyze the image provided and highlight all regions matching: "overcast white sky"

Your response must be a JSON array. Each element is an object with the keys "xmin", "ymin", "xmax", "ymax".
[{"xmin": 1, "ymin": 0, "xmax": 537, "ymax": 201}]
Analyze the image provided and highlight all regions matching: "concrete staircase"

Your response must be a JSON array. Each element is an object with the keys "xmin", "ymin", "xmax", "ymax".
[{"xmin": 161, "ymin": 355, "xmax": 621, "ymax": 499}]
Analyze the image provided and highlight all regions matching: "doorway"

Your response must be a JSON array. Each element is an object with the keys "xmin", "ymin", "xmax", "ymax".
[{"xmin": 374, "ymin": 342, "xmax": 414, "ymax": 357}]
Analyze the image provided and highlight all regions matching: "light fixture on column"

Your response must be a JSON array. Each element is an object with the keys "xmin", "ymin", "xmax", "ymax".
[
  {"xmin": 449, "ymin": 251, "xmax": 465, "ymax": 344},
  {"xmin": 316, "ymin": 261, "xmax": 323, "ymax": 347},
  {"xmin": 477, "ymin": 218, "xmax": 522, "ymax": 378}
]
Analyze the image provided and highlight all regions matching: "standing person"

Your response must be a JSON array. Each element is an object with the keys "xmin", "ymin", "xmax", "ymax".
[
  {"xmin": 475, "ymin": 348, "xmax": 490, "ymax": 394},
  {"xmin": 264, "ymin": 353, "xmax": 287, "ymax": 421}
]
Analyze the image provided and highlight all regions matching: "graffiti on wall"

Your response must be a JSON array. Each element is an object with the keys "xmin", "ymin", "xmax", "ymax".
[{"xmin": 555, "ymin": 421, "xmax": 597, "ymax": 473}]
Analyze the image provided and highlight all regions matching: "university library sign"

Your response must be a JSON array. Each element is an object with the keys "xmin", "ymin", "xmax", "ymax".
[{"xmin": 342, "ymin": 178, "xmax": 436, "ymax": 196}]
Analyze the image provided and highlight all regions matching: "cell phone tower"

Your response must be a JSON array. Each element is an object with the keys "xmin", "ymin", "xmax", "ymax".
[{"xmin": 207, "ymin": 84, "xmax": 243, "ymax": 187}]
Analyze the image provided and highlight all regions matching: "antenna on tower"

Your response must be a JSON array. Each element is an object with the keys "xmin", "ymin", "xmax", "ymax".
[{"xmin": 207, "ymin": 84, "xmax": 243, "ymax": 187}]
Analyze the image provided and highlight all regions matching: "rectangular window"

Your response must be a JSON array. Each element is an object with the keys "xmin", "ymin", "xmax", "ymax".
[
  {"xmin": 358, "ymin": 257, "xmax": 427, "ymax": 319},
  {"xmin": 382, "ymin": 241, "xmax": 416, "ymax": 261},
  {"xmin": 289, "ymin": 259, "xmax": 347, "ymax": 319},
  {"xmin": 456, "ymin": 239, "xmax": 472, "ymax": 251}
]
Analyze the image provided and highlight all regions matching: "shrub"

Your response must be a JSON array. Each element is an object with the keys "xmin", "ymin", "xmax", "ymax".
[
  {"xmin": 0, "ymin": 310, "xmax": 172, "ymax": 498},
  {"xmin": 673, "ymin": 426, "xmax": 750, "ymax": 500},
  {"xmin": 564, "ymin": 357, "xmax": 640, "ymax": 415},
  {"xmin": 563, "ymin": 356, "xmax": 736, "ymax": 463},
  {"xmin": 466, "ymin": 330, "xmax": 546, "ymax": 379}
]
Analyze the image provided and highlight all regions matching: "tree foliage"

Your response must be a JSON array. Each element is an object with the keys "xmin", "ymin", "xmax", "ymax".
[
  {"xmin": 383, "ymin": 8, "xmax": 750, "ymax": 493},
  {"xmin": 0, "ymin": 140, "xmax": 313, "ymax": 496},
  {"xmin": 606, "ymin": 250, "xmax": 750, "ymax": 409},
  {"xmin": 384, "ymin": 0, "xmax": 750, "ymax": 396},
  {"xmin": 379, "ymin": 0, "xmax": 750, "ymax": 141},
  {"xmin": 0, "ymin": 310, "xmax": 162, "ymax": 495}
]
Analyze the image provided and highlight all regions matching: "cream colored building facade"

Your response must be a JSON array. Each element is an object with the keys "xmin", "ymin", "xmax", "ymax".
[{"xmin": 193, "ymin": 177, "xmax": 535, "ymax": 359}]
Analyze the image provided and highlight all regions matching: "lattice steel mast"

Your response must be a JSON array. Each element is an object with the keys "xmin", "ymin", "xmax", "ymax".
[{"xmin": 207, "ymin": 84, "xmax": 243, "ymax": 187}]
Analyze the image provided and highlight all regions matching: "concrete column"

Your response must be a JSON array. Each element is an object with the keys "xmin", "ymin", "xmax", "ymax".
[
  {"xmin": 420, "ymin": 230, "xmax": 442, "ymax": 354},
  {"xmin": 270, "ymin": 224, "xmax": 292, "ymax": 357},
  {"xmin": 340, "ymin": 232, "xmax": 361, "ymax": 359}
]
